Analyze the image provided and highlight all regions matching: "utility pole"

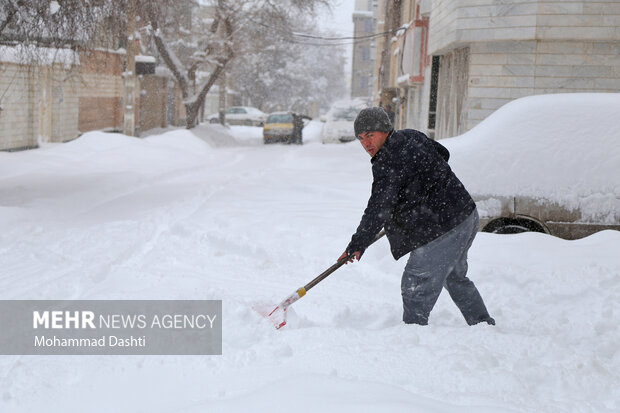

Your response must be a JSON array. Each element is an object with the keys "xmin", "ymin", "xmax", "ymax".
[
  {"xmin": 218, "ymin": 70, "xmax": 226, "ymax": 125},
  {"xmin": 123, "ymin": 0, "xmax": 137, "ymax": 136},
  {"xmin": 216, "ymin": 11, "xmax": 227, "ymax": 126},
  {"xmin": 379, "ymin": 0, "xmax": 401, "ymax": 107}
]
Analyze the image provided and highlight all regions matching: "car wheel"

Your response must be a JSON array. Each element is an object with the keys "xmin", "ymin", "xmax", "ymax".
[
  {"xmin": 482, "ymin": 217, "xmax": 548, "ymax": 234},
  {"xmin": 209, "ymin": 118, "xmax": 220, "ymax": 124}
]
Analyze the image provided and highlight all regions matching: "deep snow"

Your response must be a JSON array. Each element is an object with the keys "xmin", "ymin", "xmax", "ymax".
[{"xmin": 0, "ymin": 116, "xmax": 619, "ymax": 412}]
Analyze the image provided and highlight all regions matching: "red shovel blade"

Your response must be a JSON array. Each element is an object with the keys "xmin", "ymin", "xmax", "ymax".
[
  {"xmin": 252, "ymin": 303, "xmax": 287, "ymax": 329},
  {"xmin": 253, "ymin": 288, "xmax": 304, "ymax": 330}
]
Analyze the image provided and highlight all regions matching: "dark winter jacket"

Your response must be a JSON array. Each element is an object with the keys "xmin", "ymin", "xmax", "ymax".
[{"xmin": 346, "ymin": 129, "xmax": 476, "ymax": 260}]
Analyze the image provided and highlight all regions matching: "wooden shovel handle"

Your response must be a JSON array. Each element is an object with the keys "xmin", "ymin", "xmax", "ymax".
[{"xmin": 303, "ymin": 230, "xmax": 386, "ymax": 292}]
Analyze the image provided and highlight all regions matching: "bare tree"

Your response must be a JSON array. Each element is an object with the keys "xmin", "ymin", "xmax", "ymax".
[
  {"xmin": 138, "ymin": 0, "xmax": 328, "ymax": 129},
  {"xmin": 0, "ymin": 0, "xmax": 123, "ymax": 116},
  {"xmin": 1, "ymin": 0, "xmax": 120, "ymax": 48},
  {"xmin": 1, "ymin": 0, "xmax": 331, "ymax": 129},
  {"xmin": 230, "ymin": 23, "xmax": 347, "ymax": 114}
]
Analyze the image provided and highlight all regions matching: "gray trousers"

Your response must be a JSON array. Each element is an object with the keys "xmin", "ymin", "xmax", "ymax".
[{"xmin": 401, "ymin": 209, "xmax": 491, "ymax": 325}]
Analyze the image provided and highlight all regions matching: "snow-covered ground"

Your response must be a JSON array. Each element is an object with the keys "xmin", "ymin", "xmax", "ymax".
[{"xmin": 0, "ymin": 118, "xmax": 619, "ymax": 412}]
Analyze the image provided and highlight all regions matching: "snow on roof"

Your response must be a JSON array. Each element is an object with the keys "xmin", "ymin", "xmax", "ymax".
[
  {"xmin": 92, "ymin": 47, "xmax": 126, "ymax": 55},
  {"xmin": 136, "ymin": 55, "xmax": 156, "ymax": 63},
  {"xmin": 397, "ymin": 74, "xmax": 410, "ymax": 84},
  {"xmin": 268, "ymin": 111, "xmax": 292, "ymax": 115},
  {"xmin": 233, "ymin": 106, "xmax": 263, "ymax": 113},
  {"xmin": 0, "ymin": 45, "xmax": 79, "ymax": 67},
  {"xmin": 154, "ymin": 65, "xmax": 173, "ymax": 78},
  {"xmin": 322, "ymin": 98, "xmax": 370, "ymax": 122},
  {"xmin": 442, "ymin": 93, "xmax": 620, "ymax": 221}
]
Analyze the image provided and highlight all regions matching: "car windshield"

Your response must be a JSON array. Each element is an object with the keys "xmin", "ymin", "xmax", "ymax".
[
  {"xmin": 266, "ymin": 114, "xmax": 293, "ymax": 123},
  {"xmin": 227, "ymin": 108, "xmax": 247, "ymax": 114},
  {"xmin": 331, "ymin": 107, "xmax": 360, "ymax": 121}
]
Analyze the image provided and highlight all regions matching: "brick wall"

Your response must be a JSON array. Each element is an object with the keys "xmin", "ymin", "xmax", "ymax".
[
  {"xmin": 138, "ymin": 75, "xmax": 168, "ymax": 133},
  {"xmin": 50, "ymin": 68, "xmax": 80, "ymax": 142},
  {"xmin": 0, "ymin": 62, "xmax": 79, "ymax": 150},
  {"xmin": 1, "ymin": 48, "xmax": 169, "ymax": 150},
  {"xmin": 78, "ymin": 49, "xmax": 124, "ymax": 133},
  {"xmin": 79, "ymin": 96, "xmax": 122, "ymax": 132},
  {"xmin": 0, "ymin": 64, "xmax": 36, "ymax": 150}
]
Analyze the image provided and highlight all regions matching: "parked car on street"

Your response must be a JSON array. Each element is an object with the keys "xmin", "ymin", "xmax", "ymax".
[
  {"xmin": 207, "ymin": 106, "xmax": 266, "ymax": 126},
  {"xmin": 263, "ymin": 112, "xmax": 311, "ymax": 145},
  {"xmin": 320, "ymin": 98, "xmax": 369, "ymax": 144},
  {"xmin": 442, "ymin": 93, "xmax": 620, "ymax": 239}
]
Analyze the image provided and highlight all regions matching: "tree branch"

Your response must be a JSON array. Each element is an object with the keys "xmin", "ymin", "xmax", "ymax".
[
  {"xmin": 0, "ymin": 0, "xmax": 25, "ymax": 37},
  {"xmin": 146, "ymin": 3, "xmax": 190, "ymax": 98}
]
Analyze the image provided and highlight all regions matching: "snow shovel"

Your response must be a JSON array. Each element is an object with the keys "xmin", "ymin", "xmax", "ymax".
[{"xmin": 255, "ymin": 230, "xmax": 386, "ymax": 329}]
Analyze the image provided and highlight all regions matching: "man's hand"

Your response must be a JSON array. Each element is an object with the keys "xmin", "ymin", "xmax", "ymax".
[{"xmin": 338, "ymin": 250, "xmax": 361, "ymax": 264}]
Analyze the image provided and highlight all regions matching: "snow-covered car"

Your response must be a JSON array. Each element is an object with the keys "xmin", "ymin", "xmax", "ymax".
[
  {"xmin": 207, "ymin": 106, "xmax": 266, "ymax": 126},
  {"xmin": 320, "ymin": 98, "xmax": 369, "ymax": 144},
  {"xmin": 442, "ymin": 93, "xmax": 620, "ymax": 239}
]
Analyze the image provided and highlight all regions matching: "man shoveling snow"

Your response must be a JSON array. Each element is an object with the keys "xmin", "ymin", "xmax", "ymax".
[{"xmin": 340, "ymin": 107, "xmax": 495, "ymax": 326}]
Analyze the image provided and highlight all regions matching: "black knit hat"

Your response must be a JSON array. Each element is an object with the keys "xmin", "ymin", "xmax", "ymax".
[{"xmin": 354, "ymin": 107, "xmax": 393, "ymax": 137}]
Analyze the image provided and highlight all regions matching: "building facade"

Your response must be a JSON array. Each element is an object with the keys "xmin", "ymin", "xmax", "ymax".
[
  {"xmin": 351, "ymin": 0, "xmax": 378, "ymax": 98},
  {"xmin": 376, "ymin": 0, "xmax": 620, "ymax": 139}
]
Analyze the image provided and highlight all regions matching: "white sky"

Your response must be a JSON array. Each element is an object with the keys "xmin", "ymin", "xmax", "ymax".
[{"xmin": 317, "ymin": 0, "xmax": 355, "ymax": 36}]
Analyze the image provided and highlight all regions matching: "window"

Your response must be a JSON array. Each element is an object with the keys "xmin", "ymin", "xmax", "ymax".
[
  {"xmin": 364, "ymin": 19, "xmax": 373, "ymax": 33},
  {"xmin": 267, "ymin": 114, "xmax": 293, "ymax": 124},
  {"xmin": 427, "ymin": 56, "xmax": 440, "ymax": 131},
  {"xmin": 362, "ymin": 47, "xmax": 370, "ymax": 61}
]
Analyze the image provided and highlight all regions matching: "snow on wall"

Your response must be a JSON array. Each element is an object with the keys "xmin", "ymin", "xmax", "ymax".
[{"xmin": 0, "ymin": 45, "xmax": 79, "ymax": 68}]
